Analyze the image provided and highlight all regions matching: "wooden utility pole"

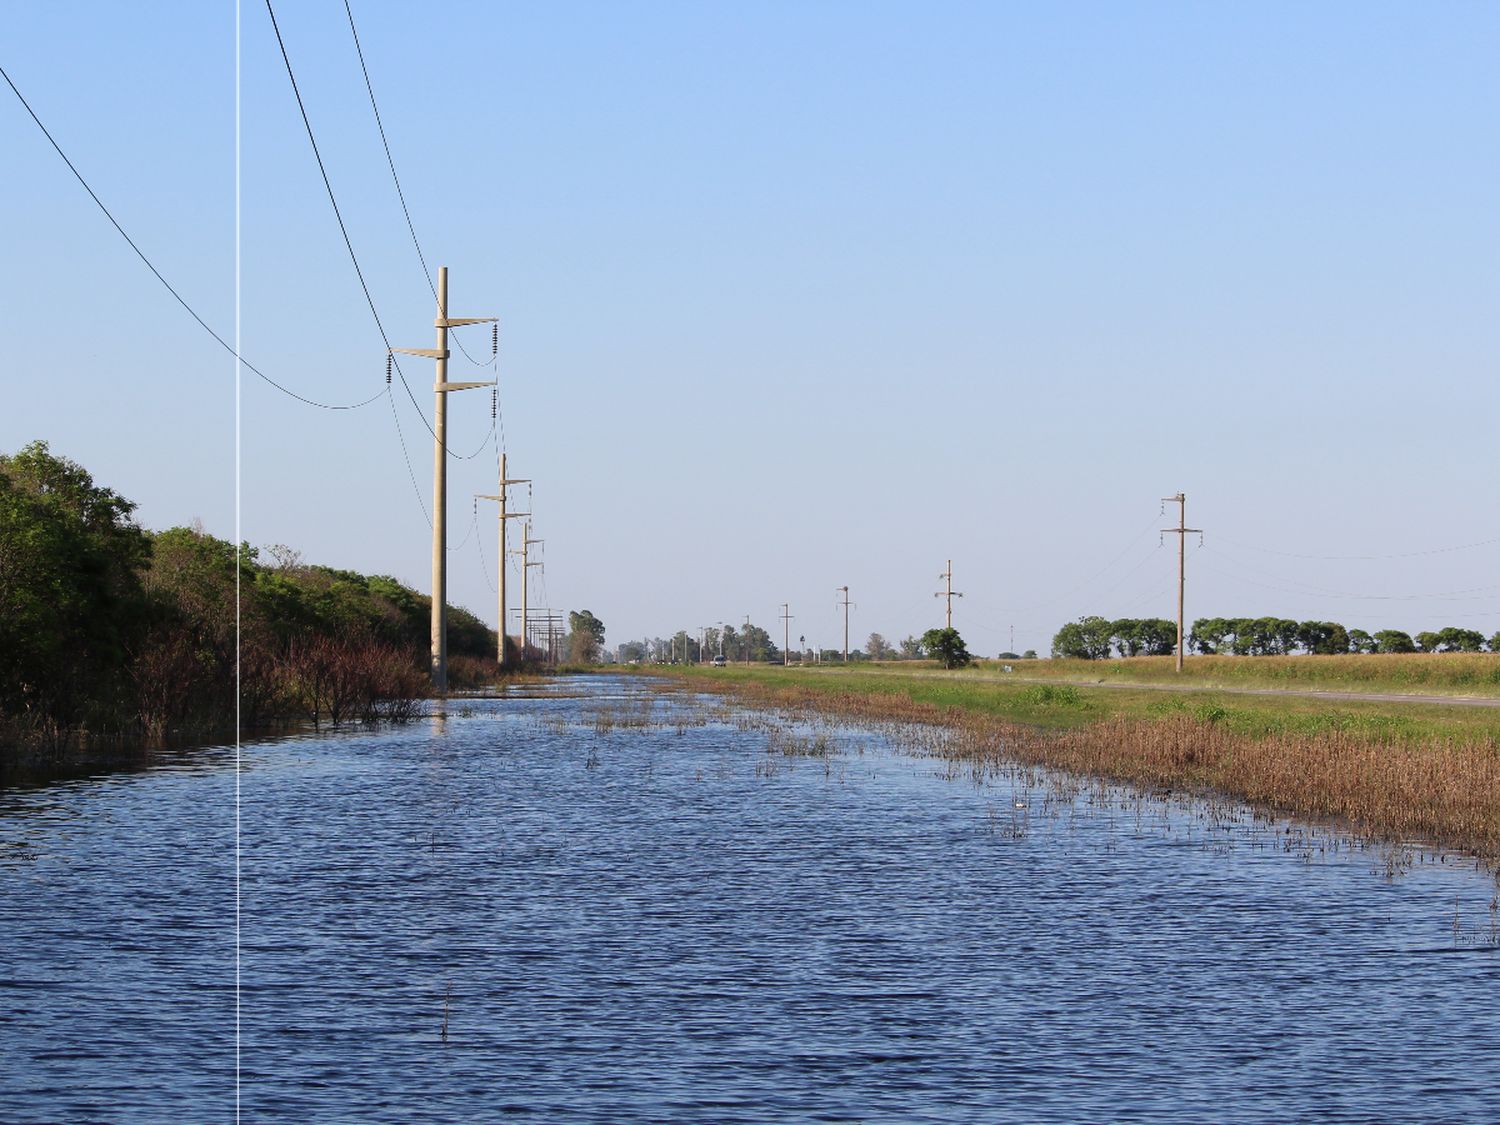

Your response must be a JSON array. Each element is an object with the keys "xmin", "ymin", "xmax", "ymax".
[
  {"xmin": 475, "ymin": 452, "xmax": 529, "ymax": 666},
  {"xmin": 836, "ymin": 586, "xmax": 853, "ymax": 661},
  {"xmin": 390, "ymin": 267, "xmax": 496, "ymax": 691},
  {"xmin": 1162, "ymin": 493, "xmax": 1201, "ymax": 673},
  {"xmin": 743, "ymin": 614, "xmax": 752, "ymax": 663},
  {"xmin": 935, "ymin": 560, "xmax": 963, "ymax": 629},
  {"xmin": 780, "ymin": 604, "xmax": 794, "ymax": 666},
  {"xmin": 509, "ymin": 522, "xmax": 543, "ymax": 661}
]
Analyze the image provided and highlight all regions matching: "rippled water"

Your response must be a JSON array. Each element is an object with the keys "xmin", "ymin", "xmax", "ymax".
[{"xmin": 2, "ymin": 675, "xmax": 1497, "ymax": 1123}]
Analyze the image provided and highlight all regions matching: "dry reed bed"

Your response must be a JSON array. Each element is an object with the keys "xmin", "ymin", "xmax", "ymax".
[{"xmin": 694, "ymin": 678, "xmax": 1500, "ymax": 861}]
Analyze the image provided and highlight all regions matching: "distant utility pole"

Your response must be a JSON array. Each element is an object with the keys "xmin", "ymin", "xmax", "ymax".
[
  {"xmin": 935, "ymin": 560, "xmax": 963, "ymax": 629},
  {"xmin": 509, "ymin": 522, "xmax": 542, "ymax": 661},
  {"xmin": 744, "ymin": 615, "xmax": 752, "ymax": 663},
  {"xmin": 780, "ymin": 604, "xmax": 794, "ymax": 667},
  {"xmin": 717, "ymin": 622, "xmax": 725, "ymax": 659},
  {"xmin": 1162, "ymin": 493, "xmax": 1201, "ymax": 673},
  {"xmin": 475, "ymin": 452, "xmax": 529, "ymax": 666},
  {"xmin": 836, "ymin": 586, "xmax": 854, "ymax": 661},
  {"xmin": 390, "ymin": 266, "xmax": 496, "ymax": 692}
]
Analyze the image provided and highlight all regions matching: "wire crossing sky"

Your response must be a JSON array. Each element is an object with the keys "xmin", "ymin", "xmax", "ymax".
[{"xmin": 3, "ymin": 1, "xmax": 1499, "ymax": 655}]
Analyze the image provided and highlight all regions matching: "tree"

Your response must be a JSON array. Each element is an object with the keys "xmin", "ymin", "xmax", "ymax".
[
  {"xmin": 1436, "ymin": 627, "xmax": 1485, "ymax": 653},
  {"xmin": 1052, "ymin": 616, "xmax": 1112, "ymax": 660},
  {"xmin": 1414, "ymin": 631, "xmax": 1442, "ymax": 653},
  {"xmin": 1190, "ymin": 618, "xmax": 1231, "ymax": 655},
  {"xmin": 1122, "ymin": 618, "xmax": 1177, "ymax": 657},
  {"xmin": 898, "ymin": 635, "xmax": 925, "ymax": 659},
  {"xmin": 1297, "ymin": 621, "xmax": 1350, "ymax": 656},
  {"xmin": 1348, "ymin": 629, "xmax": 1377, "ymax": 654},
  {"xmin": 0, "ymin": 441, "xmax": 151, "ymax": 737},
  {"xmin": 1022, "ymin": 650, "xmax": 1038, "ymax": 660},
  {"xmin": 921, "ymin": 627, "xmax": 971, "ymax": 669},
  {"xmin": 1374, "ymin": 629, "xmax": 1417, "ymax": 654},
  {"xmin": 731, "ymin": 623, "xmax": 776, "ymax": 662},
  {"xmin": 866, "ymin": 633, "xmax": 892, "ymax": 660},
  {"xmin": 564, "ymin": 609, "xmax": 606, "ymax": 665}
]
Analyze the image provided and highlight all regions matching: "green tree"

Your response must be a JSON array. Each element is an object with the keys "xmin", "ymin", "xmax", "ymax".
[
  {"xmin": 1348, "ymin": 629, "xmax": 1377, "ymax": 654},
  {"xmin": 921, "ymin": 627, "xmax": 971, "ymax": 669},
  {"xmin": 1436, "ymin": 627, "xmax": 1485, "ymax": 653},
  {"xmin": 1414, "ymin": 631, "xmax": 1442, "ymax": 653},
  {"xmin": 1190, "ymin": 618, "xmax": 1231, "ymax": 655},
  {"xmin": 0, "ymin": 441, "xmax": 150, "ymax": 738},
  {"xmin": 1052, "ymin": 616, "xmax": 1112, "ymax": 660},
  {"xmin": 1374, "ymin": 629, "xmax": 1417, "ymax": 654},
  {"xmin": 866, "ymin": 633, "xmax": 892, "ymax": 660},
  {"xmin": 565, "ymin": 609, "xmax": 606, "ymax": 664},
  {"xmin": 1297, "ymin": 621, "xmax": 1350, "ymax": 655},
  {"xmin": 898, "ymin": 634, "xmax": 926, "ymax": 659}
]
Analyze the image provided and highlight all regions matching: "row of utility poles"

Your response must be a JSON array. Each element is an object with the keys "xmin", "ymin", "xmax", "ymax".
[
  {"xmin": 394, "ymin": 266, "xmax": 549, "ymax": 691},
  {"xmin": 766, "ymin": 503, "xmax": 1199, "ymax": 670}
]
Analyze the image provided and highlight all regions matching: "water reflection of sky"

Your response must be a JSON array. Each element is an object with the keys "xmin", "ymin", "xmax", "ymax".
[{"xmin": 1, "ymin": 675, "xmax": 1496, "ymax": 1123}]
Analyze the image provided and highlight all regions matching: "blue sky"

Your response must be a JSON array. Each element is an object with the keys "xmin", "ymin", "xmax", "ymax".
[{"xmin": 3, "ymin": 1, "xmax": 1499, "ymax": 655}]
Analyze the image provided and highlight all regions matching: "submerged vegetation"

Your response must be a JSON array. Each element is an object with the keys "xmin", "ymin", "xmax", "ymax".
[{"xmin": 653, "ymin": 662, "xmax": 1500, "ymax": 860}]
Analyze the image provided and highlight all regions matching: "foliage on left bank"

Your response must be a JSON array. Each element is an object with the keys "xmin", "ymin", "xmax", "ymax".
[{"xmin": 0, "ymin": 442, "xmax": 496, "ymax": 753}]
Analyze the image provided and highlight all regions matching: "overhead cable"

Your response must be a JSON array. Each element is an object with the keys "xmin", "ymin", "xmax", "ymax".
[{"xmin": 0, "ymin": 60, "xmax": 381, "ymax": 411}]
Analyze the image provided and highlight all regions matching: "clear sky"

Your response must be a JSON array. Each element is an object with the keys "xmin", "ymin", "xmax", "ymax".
[{"xmin": 3, "ymin": 1, "xmax": 1499, "ymax": 656}]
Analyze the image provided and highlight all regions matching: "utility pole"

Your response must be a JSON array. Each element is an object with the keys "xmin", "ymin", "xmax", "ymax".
[
  {"xmin": 390, "ymin": 267, "xmax": 496, "ymax": 692},
  {"xmin": 744, "ymin": 614, "xmax": 752, "ymax": 663},
  {"xmin": 717, "ymin": 622, "xmax": 725, "ymax": 659},
  {"xmin": 780, "ymin": 604, "xmax": 793, "ymax": 667},
  {"xmin": 475, "ymin": 452, "xmax": 529, "ymax": 666},
  {"xmin": 509, "ymin": 522, "xmax": 542, "ymax": 661},
  {"xmin": 836, "ymin": 586, "xmax": 853, "ymax": 661},
  {"xmin": 1162, "ymin": 493, "xmax": 1201, "ymax": 673},
  {"xmin": 935, "ymin": 560, "xmax": 963, "ymax": 629}
]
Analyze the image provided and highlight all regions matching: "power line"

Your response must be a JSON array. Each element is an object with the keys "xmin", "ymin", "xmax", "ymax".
[
  {"xmin": 0, "ymin": 60, "xmax": 382, "ymax": 412},
  {"xmin": 1214, "ymin": 532, "xmax": 1500, "ymax": 562},
  {"xmin": 343, "ymin": 0, "xmax": 490, "ymax": 374}
]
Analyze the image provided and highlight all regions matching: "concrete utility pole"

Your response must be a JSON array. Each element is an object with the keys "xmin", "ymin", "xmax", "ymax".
[
  {"xmin": 509, "ymin": 522, "xmax": 543, "ymax": 660},
  {"xmin": 718, "ymin": 622, "xmax": 725, "ymax": 659},
  {"xmin": 836, "ymin": 586, "xmax": 853, "ymax": 661},
  {"xmin": 743, "ymin": 615, "xmax": 752, "ymax": 663},
  {"xmin": 390, "ymin": 267, "xmax": 496, "ymax": 691},
  {"xmin": 1162, "ymin": 493, "xmax": 1201, "ymax": 673},
  {"xmin": 935, "ymin": 560, "xmax": 963, "ymax": 629},
  {"xmin": 780, "ymin": 604, "xmax": 794, "ymax": 666},
  {"xmin": 475, "ymin": 452, "xmax": 529, "ymax": 666}
]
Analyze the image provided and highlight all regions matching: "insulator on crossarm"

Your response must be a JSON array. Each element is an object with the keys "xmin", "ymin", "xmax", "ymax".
[
  {"xmin": 491, "ymin": 388, "xmax": 497, "ymax": 419},
  {"xmin": 386, "ymin": 354, "xmax": 392, "ymax": 384},
  {"xmin": 492, "ymin": 324, "xmax": 498, "ymax": 355}
]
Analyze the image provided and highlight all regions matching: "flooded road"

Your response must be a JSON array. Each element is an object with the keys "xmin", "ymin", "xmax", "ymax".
[{"xmin": 2, "ymin": 675, "xmax": 1496, "ymax": 1122}]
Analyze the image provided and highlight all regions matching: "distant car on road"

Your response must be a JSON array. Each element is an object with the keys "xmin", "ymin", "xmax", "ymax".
[{"xmin": 711, "ymin": 655, "xmax": 727, "ymax": 667}]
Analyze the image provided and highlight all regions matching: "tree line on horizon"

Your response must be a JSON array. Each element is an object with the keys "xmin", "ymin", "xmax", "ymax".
[{"xmin": 1050, "ymin": 614, "xmax": 1499, "ymax": 659}]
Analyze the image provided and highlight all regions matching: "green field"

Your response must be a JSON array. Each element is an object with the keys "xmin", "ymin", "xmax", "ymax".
[{"xmin": 630, "ymin": 657, "xmax": 1500, "ymax": 746}]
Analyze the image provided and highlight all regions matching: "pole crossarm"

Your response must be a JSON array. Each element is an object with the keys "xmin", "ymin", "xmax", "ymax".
[
  {"xmin": 437, "ymin": 317, "xmax": 497, "ymax": 327},
  {"xmin": 421, "ymin": 266, "xmax": 497, "ymax": 691}
]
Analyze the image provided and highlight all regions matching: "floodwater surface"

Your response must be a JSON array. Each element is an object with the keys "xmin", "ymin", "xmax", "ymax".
[{"xmin": 1, "ymin": 675, "xmax": 1497, "ymax": 1123}]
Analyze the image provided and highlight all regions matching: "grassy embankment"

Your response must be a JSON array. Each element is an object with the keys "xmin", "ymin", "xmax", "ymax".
[
  {"xmin": 634, "ymin": 656, "xmax": 1500, "ymax": 860},
  {"xmin": 957, "ymin": 651, "xmax": 1500, "ymax": 696}
]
